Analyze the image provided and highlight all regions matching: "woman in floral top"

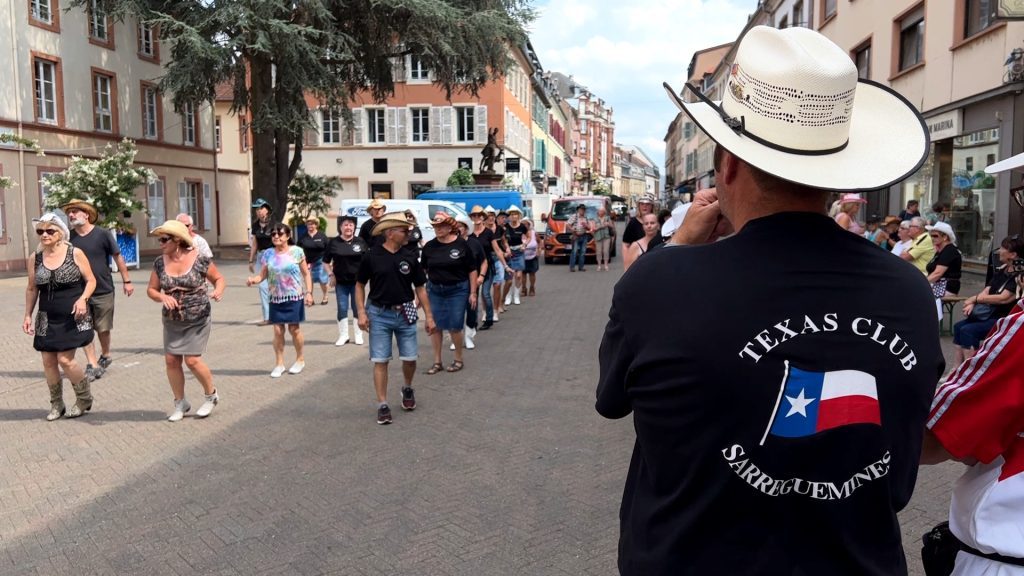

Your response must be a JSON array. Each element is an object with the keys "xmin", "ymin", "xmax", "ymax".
[
  {"xmin": 247, "ymin": 223, "xmax": 314, "ymax": 378},
  {"xmin": 147, "ymin": 220, "xmax": 226, "ymax": 422}
]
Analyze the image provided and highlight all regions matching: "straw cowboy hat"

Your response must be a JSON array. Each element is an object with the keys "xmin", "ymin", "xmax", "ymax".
[
  {"xmin": 371, "ymin": 212, "xmax": 413, "ymax": 236},
  {"xmin": 663, "ymin": 26, "xmax": 928, "ymax": 192},
  {"xmin": 150, "ymin": 220, "xmax": 194, "ymax": 248},
  {"xmin": 506, "ymin": 204, "xmax": 523, "ymax": 215},
  {"xmin": 469, "ymin": 205, "xmax": 487, "ymax": 216},
  {"xmin": 368, "ymin": 198, "xmax": 387, "ymax": 211},
  {"xmin": 60, "ymin": 199, "xmax": 98, "ymax": 224}
]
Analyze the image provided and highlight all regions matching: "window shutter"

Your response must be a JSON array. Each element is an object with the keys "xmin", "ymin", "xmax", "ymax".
[
  {"xmin": 305, "ymin": 112, "xmax": 319, "ymax": 147},
  {"xmin": 202, "ymin": 183, "xmax": 213, "ymax": 230},
  {"xmin": 441, "ymin": 107, "xmax": 453, "ymax": 145},
  {"xmin": 397, "ymin": 107, "xmax": 407, "ymax": 145},
  {"xmin": 385, "ymin": 107, "xmax": 397, "ymax": 145},
  {"xmin": 147, "ymin": 181, "xmax": 164, "ymax": 230},
  {"xmin": 430, "ymin": 108, "xmax": 443, "ymax": 144},
  {"xmin": 351, "ymin": 109, "xmax": 363, "ymax": 145},
  {"xmin": 178, "ymin": 182, "xmax": 188, "ymax": 214},
  {"xmin": 391, "ymin": 55, "xmax": 405, "ymax": 82},
  {"xmin": 475, "ymin": 105, "xmax": 488, "ymax": 145}
]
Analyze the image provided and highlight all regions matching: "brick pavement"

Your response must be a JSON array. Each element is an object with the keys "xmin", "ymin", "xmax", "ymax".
[{"xmin": 0, "ymin": 249, "xmax": 975, "ymax": 575}]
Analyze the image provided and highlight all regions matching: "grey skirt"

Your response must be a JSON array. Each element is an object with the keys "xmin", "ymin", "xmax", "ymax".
[{"xmin": 163, "ymin": 315, "xmax": 212, "ymax": 356}]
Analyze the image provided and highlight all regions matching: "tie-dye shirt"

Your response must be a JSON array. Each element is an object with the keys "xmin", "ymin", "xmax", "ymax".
[{"xmin": 260, "ymin": 246, "xmax": 306, "ymax": 303}]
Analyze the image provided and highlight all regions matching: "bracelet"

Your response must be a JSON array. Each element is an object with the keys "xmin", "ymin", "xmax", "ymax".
[{"xmin": 124, "ymin": 280, "xmax": 132, "ymax": 284}]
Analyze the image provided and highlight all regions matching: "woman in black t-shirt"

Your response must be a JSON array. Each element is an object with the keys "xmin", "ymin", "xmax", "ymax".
[
  {"xmin": 951, "ymin": 234, "xmax": 1023, "ymax": 368},
  {"xmin": 323, "ymin": 215, "xmax": 368, "ymax": 346},
  {"xmin": 926, "ymin": 222, "xmax": 963, "ymax": 296},
  {"xmin": 297, "ymin": 217, "xmax": 330, "ymax": 305},
  {"xmin": 420, "ymin": 213, "xmax": 478, "ymax": 374}
]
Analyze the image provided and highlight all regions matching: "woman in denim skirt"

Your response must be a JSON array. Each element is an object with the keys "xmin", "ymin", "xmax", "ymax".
[{"xmin": 421, "ymin": 213, "xmax": 478, "ymax": 374}]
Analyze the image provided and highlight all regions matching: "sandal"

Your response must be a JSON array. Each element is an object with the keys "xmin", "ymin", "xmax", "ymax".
[
  {"xmin": 446, "ymin": 360, "xmax": 464, "ymax": 373},
  {"xmin": 320, "ymin": 298, "xmax": 329, "ymax": 305},
  {"xmin": 426, "ymin": 363, "xmax": 444, "ymax": 375}
]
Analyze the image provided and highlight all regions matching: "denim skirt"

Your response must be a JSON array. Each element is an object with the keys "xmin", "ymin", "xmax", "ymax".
[
  {"xmin": 269, "ymin": 299, "xmax": 306, "ymax": 324},
  {"xmin": 427, "ymin": 280, "xmax": 469, "ymax": 332}
]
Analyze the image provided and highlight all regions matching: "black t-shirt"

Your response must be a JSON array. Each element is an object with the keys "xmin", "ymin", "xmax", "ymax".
[
  {"xmin": 597, "ymin": 212, "xmax": 943, "ymax": 576},
  {"xmin": 356, "ymin": 245, "xmax": 426, "ymax": 306},
  {"xmin": 404, "ymin": 226, "xmax": 423, "ymax": 256},
  {"xmin": 493, "ymin": 224, "xmax": 507, "ymax": 252},
  {"xmin": 297, "ymin": 231, "xmax": 328, "ymax": 263},
  {"xmin": 69, "ymin": 226, "xmax": 119, "ymax": 295},
  {"xmin": 926, "ymin": 243, "xmax": 963, "ymax": 294},
  {"xmin": 506, "ymin": 223, "xmax": 527, "ymax": 248},
  {"xmin": 358, "ymin": 219, "xmax": 385, "ymax": 248},
  {"xmin": 420, "ymin": 238, "xmax": 476, "ymax": 285},
  {"xmin": 252, "ymin": 220, "xmax": 276, "ymax": 252},
  {"xmin": 465, "ymin": 235, "xmax": 486, "ymax": 271},
  {"xmin": 623, "ymin": 217, "xmax": 644, "ymax": 245},
  {"xmin": 984, "ymin": 267, "xmax": 1019, "ymax": 319},
  {"xmin": 322, "ymin": 236, "xmax": 367, "ymax": 285},
  {"xmin": 473, "ymin": 228, "xmax": 495, "ymax": 257}
]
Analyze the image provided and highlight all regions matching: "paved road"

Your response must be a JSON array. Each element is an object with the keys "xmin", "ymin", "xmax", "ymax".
[{"xmin": 0, "ymin": 251, "xmax": 968, "ymax": 575}]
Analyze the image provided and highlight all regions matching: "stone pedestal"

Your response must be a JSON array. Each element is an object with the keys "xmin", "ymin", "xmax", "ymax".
[{"xmin": 473, "ymin": 172, "xmax": 504, "ymax": 186}]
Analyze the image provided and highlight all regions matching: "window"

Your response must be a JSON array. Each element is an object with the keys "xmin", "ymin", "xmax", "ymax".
[
  {"xmin": 182, "ymin": 102, "xmax": 196, "ymax": 146},
  {"xmin": 142, "ymin": 84, "xmax": 159, "ymax": 139},
  {"xmin": 854, "ymin": 42, "xmax": 871, "ymax": 79},
  {"xmin": 88, "ymin": 0, "xmax": 110, "ymax": 44},
  {"xmin": 580, "ymin": 119, "xmax": 588, "ymax": 135},
  {"xmin": 179, "ymin": 181, "xmax": 201, "ymax": 226},
  {"xmin": 369, "ymin": 182, "xmax": 392, "ymax": 199},
  {"xmin": 214, "ymin": 116, "xmax": 222, "ymax": 151},
  {"xmin": 411, "ymin": 108, "xmax": 429, "ymax": 143},
  {"xmin": 373, "ymin": 158, "xmax": 388, "ymax": 173},
  {"xmin": 458, "ymin": 157, "xmax": 472, "ymax": 170},
  {"xmin": 92, "ymin": 71, "xmax": 114, "ymax": 132},
  {"xmin": 964, "ymin": 0, "xmax": 994, "ymax": 38},
  {"xmin": 366, "ymin": 108, "xmax": 385, "ymax": 144},
  {"xmin": 793, "ymin": 1, "xmax": 804, "ymax": 26},
  {"xmin": 30, "ymin": 0, "xmax": 58, "ymax": 28},
  {"xmin": 779, "ymin": 16, "xmax": 789, "ymax": 29},
  {"xmin": 240, "ymin": 119, "xmax": 250, "ymax": 151},
  {"xmin": 898, "ymin": 6, "xmax": 925, "ymax": 72},
  {"xmin": 966, "ymin": 157, "xmax": 974, "ymax": 172},
  {"xmin": 413, "ymin": 158, "xmax": 428, "ymax": 173},
  {"xmin": 321, "ymin": 108, "xmax": 340, "ymax": 144},
  {"xmin": 455, "ymin": 107, "xmax": 474, "ymax": 142},
  {"xmin": 410, "ymin": 183, "xmax": 432, "ymax": 197},
  {"xmin": 823, "ymin": 0, "xmax": 836, "ymax": 20},
  {"xmin": 33, "ymin": 57, "xmax": 59, "ymax": 124},
  {"xmin": 987, "ymin": 153, "xmax": 996, "ymax": 167},
  {"xmin": 146, "ymin": 179, "xmax": 165, "ymax": 231},
  {"xmin": 409, "ymin": 55, "xmax": 428, "ymax": 81},
  {"xmin": 138, "ymin": 20, "xmax": 157, "ymax": 59}
]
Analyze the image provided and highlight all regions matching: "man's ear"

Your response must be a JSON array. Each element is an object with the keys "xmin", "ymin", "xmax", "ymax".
[{"xmin": 718, "ymin": 148, "xmax": 741, "ymax": 186}]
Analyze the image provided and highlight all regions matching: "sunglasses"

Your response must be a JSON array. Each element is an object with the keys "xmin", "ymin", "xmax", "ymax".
[
  {"xmin": 929, "ymin": 233, "xmax": 941, "ymax": 238},
  {"xmin": 158, "ymin": 236, "xmax": 173, "ymax": 244},
  {"xmin": 271, "ymin": 230, "xmax": 288, "ymax": 237},
  {"xmin": 36, "ymin": 228, "xmax": 58, "ymax": 236}
]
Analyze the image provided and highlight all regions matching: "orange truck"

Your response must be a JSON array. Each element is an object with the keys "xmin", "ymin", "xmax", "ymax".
[{"xmin": 541, "ymin": 196, "xmax": 617, "ymax": 264}]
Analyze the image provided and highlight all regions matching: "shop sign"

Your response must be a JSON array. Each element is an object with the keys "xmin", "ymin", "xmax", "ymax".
[
  {"xmin": 996, "ymin": 0, "xmax": 1024, "ymax": 19},
  {"xmin": 505, "ymin": 157, "xmax": 521, "ymax": 172},
  {"xmin": 926, "ymin": 110, "xmax": 962, "ymax": 141}
]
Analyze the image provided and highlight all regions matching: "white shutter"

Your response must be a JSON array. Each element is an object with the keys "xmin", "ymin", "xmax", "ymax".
[
  {"xmin": 178, "ymin": 182, "xmax": 188, "ymax": 214},
  {"xmin": 352, "ymin": 109, "xmax": 363, "ymax": 145},
  {"xmin": 147, "ymin": 181, "xmax": 164, "ymax": 230},
  {"xmin": 475, "ymin": 105, "xmax": 488, "ymax": 144},
  {"xmin": 385, "ymin": 107, "xmax": 397, "ymax": 145},
  {"xmin": 430, "ymin": 108, "xmax": 443, "ymax": 144},
  {"xmin": 202, "ymin": 183, "xmax": 213, "ymax": 230},
  {"xmin": 391, "ymin": 54, "xmax": 405, "ymax": 82},
  {"xmin": 441, "ymin": 106, "xmax": 453, "ymax": 145},
  {"xmin": 396, "ymin": 107, "xmax": 407, "ymax": 145}
]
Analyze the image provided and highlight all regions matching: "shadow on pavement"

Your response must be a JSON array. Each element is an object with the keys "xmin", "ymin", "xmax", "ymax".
[{"xmin": 0, "ymin": 409, "xmax": 166, "ymax": 422}]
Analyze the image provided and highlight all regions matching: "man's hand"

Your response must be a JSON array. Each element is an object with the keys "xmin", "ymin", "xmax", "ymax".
[
  {"xmin": 357, "ymin": 312, "xmax": 369, "ymax": 331},
  {"xmin": 123, "ymin": 282, "xmax": 135, "ymax": 297},
  {"xmin": 672, "ymin": 188, "xmax": 734, "ymax": 246}
]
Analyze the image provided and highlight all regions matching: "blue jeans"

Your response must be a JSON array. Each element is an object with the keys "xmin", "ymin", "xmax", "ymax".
[
  {"xmin": 257, "ymin": 249, "xmax": 270, "ymax": 320},
  {"xmin": 481, "ymin": 255, "xmax": 496, "ymax": 322},
  {"xmin": 569, "ymin": 235, "xmax": 588, "ymax": 270},
  {"xmin": 335, "ymin": 283, "xmax": 357, "ymax": 321},
  {"xmin": 367, "ymin": 303, "xmax": 419, "ymax": 363}
]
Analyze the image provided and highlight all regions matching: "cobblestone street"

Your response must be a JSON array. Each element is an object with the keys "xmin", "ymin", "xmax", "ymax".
[{"xmin": 0, "ymin": 255, "xmax": 969, "ymax": 575}]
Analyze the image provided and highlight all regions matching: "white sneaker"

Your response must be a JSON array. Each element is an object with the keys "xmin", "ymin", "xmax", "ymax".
[
  {"xmin": 513, "ymin": 291, "xmax": 521, "ymax": 305},
  {"xmin": 168, "ymin": 399, "xmax": 191, "ymax": 422},
  {"xmin": 450, "ymin": 342, "xmax": 456, "ymax": 351},
  {"xmin": 354, "ymin": 328, "xmax": 364, "ymax": 345},
  {"xmin": 504, "ymin": 293, "xmax": 513, "ymax": 307},
  {"xmin": 288, "ymin": 361, "xmax": 305, "ymax": 374},
  {"xmin": 270, "ymin": 365, "xmax": 286, "ymax": 378},
  {"xmin": 196, "ymin": 391, "xmax": 219, "ymax": 418},
  {"xmin": 493, "ymin": 310, "xmax": 500, "ymax": 323},
  {"xmin": 465, "ymin": 333, "xmax": 475, "ymax": 350}
]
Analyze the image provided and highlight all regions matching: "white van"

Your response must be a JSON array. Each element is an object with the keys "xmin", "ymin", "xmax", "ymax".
[
  {"xmin": 521, "ymin": 193, "xmax": 552, "ymax": 236},
  {"xmin": 337, "ymin": 199, "xmax": 470, "ymax": 244}
]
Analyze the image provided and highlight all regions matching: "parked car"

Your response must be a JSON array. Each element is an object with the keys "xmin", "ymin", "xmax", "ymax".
[
  {"xmin": 611, "ymin": 201, "xmax": 628, "ymax": 221},
  {"xmin": 542, "ymin": 196, "xmax": 617, "ymax": 264},
  {"xmin": 338, "ymin": 199, "xmax": 469, "ymax": 244}
]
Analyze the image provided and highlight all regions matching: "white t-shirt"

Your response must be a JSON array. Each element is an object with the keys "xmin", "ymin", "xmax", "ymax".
[
  {"xmin": 191, "ymin": 233, "xmax": 213, "ymax": 258},
  {"xmin": 890, "ymin": 239, "xmax": 911, "ymax": 257}
]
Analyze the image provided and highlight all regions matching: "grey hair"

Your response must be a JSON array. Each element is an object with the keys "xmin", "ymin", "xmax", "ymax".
[
  {"xmin": 175, "ymin": 213, "xmax": 193, "ymax": 226},
  {"xmin": 910, "ymin": 216, "xmax": 927, "ymax": 228}
]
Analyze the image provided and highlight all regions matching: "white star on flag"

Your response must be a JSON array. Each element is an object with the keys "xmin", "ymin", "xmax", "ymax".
[{"xmin": 785, "ymin": 388, "xmax": 816, "ymax": 418}]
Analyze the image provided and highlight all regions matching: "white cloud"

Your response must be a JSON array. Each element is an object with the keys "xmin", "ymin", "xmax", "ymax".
[{"xmin": 529, "ymin": 0, "xmax": 758, "ymax": 173}]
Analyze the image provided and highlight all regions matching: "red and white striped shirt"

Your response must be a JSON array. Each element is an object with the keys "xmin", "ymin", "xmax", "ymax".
[{"xmin": 929, "ymin": 300, "xmax": 1024, "ymax": 562}]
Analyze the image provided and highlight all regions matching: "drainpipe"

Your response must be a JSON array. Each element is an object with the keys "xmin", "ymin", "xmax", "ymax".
[
  {"xmin": 9, "ymin": 0, "xmax": 29, "ymax": 265},
  {"xmin": 211, "ymin": 103, "xmax": 220, "ymax": 245}
]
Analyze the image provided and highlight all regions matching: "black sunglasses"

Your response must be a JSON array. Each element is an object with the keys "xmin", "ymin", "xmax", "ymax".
[
  {"xmin": 158, "ymin": 236, "xmax": 173, "ymax": 244},
  {"xmin": 271, "ymin": 230, "xmax": 288, "ymax": 237},
  {"xmin": 36, "ymin": 228, "xmax": 58, "ymax": 236}
]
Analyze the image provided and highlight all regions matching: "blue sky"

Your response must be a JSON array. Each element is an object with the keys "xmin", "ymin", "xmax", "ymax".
[{"xmin": 528, "ymin": 0, "xmax": 759, "ymax": 172}]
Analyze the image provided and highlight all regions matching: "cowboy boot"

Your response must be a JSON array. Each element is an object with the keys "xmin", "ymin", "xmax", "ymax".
[
  {"xmin": 353, "ymin": 320, "xmax": 364, "ymax": 345},
  {"xmin": 335, "ymin": 320, "xmax": 350, "ymax": 346},
  {"xmin": 46, "ymin": 380, "xmax": 65, "ymax": 421},
  {"xmin": 66, "ymin": 377, "xmax": 93, "ymax": 418}
]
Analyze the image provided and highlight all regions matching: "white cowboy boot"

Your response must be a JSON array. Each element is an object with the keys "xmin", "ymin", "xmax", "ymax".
[
  {"xmin": 353, "ymin": 321, "xmax": 364, "ymax": 345},
  {"xmin": 335, "ymin": 320, "xmax": 350, "ymax": 346}
]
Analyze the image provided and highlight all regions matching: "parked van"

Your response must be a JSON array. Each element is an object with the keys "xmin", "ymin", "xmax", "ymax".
[
  {"xmin": 415, "ymin": 190, "xmax": 523, "ymax": 214},
  {"xmin": 542, "ymin": 196, "xmax": 616, "ymax": 263},
  {"xmin": 337, "ymin": 199, "xmax": 469, "ymax": 244}
]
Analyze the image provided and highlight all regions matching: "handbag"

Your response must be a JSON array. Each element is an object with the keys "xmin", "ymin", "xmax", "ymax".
[
  {"xmin": 932, "ymin": 279, "xmax": 948, "ymax": 299},
  {"xmin": 967, "ymin": 303, "xmax": 995, "ymax": 322},
  {"xmin": 400, "ymin": 300, "xmax": 418, "ymax": 325},
  {"xmin": 921, "ymin": 522, "xmax": 959, "ymax": 576}
]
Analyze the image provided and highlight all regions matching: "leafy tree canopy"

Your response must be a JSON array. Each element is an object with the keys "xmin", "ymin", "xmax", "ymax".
[
  {"xmin": 79, "ymin": 0, "xmax": 534, "ymax": 215},
  {"xmin": 446, "ymin": 167, "xmax": 475, "ymax": 187}
]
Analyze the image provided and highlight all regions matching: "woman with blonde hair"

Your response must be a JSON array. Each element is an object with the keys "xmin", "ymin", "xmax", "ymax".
[
  {"xmin": 833, "ymin": 193, "xmax": 866, "ymax": 235},
  {"xmin": 23, "ymin": 213, "xmax": 97, "ymax": 420}
]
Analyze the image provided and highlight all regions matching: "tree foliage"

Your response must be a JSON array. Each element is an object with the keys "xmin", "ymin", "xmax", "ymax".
[
  {"xmin": 287, "ymin": 171, "xmax": 340, "ymax": 225},
  {"xmin": 80, "ymin": 0, "xmax": 534, "ymax": 215},
  {"xmin": 0, "ymin": 134, "xmax": 44, "ymax": 189},
  {"xmin": 446, "ymin": 167, "xmax": 475, "ymax": 187}
]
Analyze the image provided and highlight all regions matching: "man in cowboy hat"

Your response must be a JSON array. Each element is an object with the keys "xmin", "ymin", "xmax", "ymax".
[
  {"xmin": 597, "ymin": 26, "xmax": 943, "ymax": 574},
  {"xmin": 62, "ymin": 199, "xmax": 134, "ymax": 380},
  {"xmin": 355, "ymin": 212, "xmax": 435, "ymax": 425},
  {"xmin": 622, "ymin": 194, "xmax": 655, "ymax": 256},
  {"xmin": 358, "ymin": 198, "xmax": 388, "ymax": 248}
]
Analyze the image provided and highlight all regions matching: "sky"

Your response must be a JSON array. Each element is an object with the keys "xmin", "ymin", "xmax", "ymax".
[{"xmin": 528, "ymin": 0, "xmax": 759, "ymax": 173}]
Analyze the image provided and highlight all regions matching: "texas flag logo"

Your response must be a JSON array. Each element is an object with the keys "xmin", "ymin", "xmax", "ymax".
[{"xmin": 760, "ymin": 362, "xmax": 881, "ymax": 444}]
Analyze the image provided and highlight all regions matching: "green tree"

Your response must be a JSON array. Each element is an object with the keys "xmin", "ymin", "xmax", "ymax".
[
  {"xmin": 80, "ymin": 0, "xmax": 533, "ymax": 215},
  {"xmin": 287, "ymin": 171, "xmax": 340, "ymax": 227},
  {"xmin": 0, "ymin": 134, "xmax": 44, "ymax": 189},
  {"xmin": 447, "ymin": 167, "xmax": 475, "ymax": 187}
]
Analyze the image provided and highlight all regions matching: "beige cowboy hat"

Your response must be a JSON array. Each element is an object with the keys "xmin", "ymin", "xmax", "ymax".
[
  {"xmin": 368, "ymin": 198, "xmax": 387, "ymax": 211},
  {"xmin": 61, "ymin": 199, "xmax": 99, "ymax": 224},
  {"xmin": 506, "ymin": 204, "xmax": 523, "ymax": 215},
  {"xmin": 150, "ymin": 220, "xmax": 194, "ymax": 248},
  {"xmin": 469, "ymin": 205, "xmax": 487, "ymax": 216},
  {"xmin": 663, "ymin": 26, "xmax": 928, "ymax": 192},
  {"xmin": 372, "ymin": 212, "xmax": 413, "ymax": 236},
  {"xmin": 483, "ymin": 205, "xmax": 497, "ymax": 215}
]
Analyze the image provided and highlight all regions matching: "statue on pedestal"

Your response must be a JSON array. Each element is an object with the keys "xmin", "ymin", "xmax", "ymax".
[{"xmin": 480, "ymin": 127, "xmax": 504, "ymax": 173}]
